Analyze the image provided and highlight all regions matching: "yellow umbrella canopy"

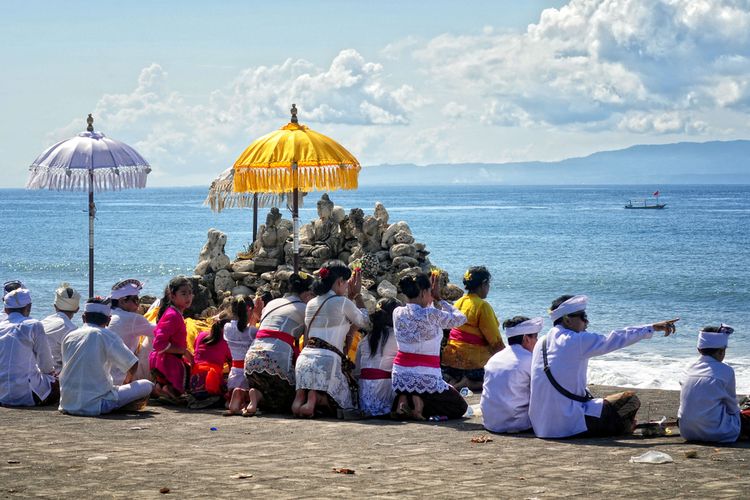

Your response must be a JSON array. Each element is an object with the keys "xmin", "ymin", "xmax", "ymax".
[
  {"xmin": 231, "ymin": 104, "xmax": 360, "ymax": 272},
  {"xmin": 232, "ymin": 105, "xmax": 360, "ymax": 194}
]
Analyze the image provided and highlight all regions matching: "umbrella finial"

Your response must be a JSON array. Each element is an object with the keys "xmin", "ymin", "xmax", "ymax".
[
  {"xmin": 290, "ymin": 104, "xmax": 298, "ymax": 124},
  {"xmin": 86, "ymin": 114, "xmax": 94, "ymax": 132}
]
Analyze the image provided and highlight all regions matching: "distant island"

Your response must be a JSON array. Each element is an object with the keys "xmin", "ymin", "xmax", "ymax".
[{"xmin": 360, "ymin": 140, "xmax": 750, "ymax": 185}]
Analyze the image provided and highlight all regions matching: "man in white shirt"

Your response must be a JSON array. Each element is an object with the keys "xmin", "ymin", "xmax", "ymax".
[
  {"xmin": 0, "ymin": 288, "xmax": 58, "ymax": 406},
  {"xmin": 528, "ymin": 295, "xmax": 677, "ymax": 438},
  {"xmin": 59, "ymin": 297, "xmax": 153, "ymax": 416},
  {"xmin": 41, "ymin": 283, "xmax": 81, "ymax": 372},
  {"xmin": 481, "ymin": 316, "xmax": 542, "ymax": 433},
  {"xmin": 678, "ymin": 324, "xmax": 750, "ymax": 443},
  {"xmin": 108, "ymin": 279, "xmax": 155, "ymax": 383}
]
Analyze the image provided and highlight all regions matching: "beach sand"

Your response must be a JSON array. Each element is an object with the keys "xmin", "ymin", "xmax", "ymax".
[{"xmin": 1, "ymin": 385, "xmax": 748, "ymax": 499}]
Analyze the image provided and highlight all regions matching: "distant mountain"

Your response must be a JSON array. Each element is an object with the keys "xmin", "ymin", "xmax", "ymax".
[{"xmin": 359, "ymin": 140, "xmax": 750, "ymax": 185}]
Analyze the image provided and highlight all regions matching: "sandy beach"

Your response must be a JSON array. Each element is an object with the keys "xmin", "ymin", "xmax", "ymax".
[{"xmin": 1, "ymin": 385, "xmax": 748, "ymax": 499}]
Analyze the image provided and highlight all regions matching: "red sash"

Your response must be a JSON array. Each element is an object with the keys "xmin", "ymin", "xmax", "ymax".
[
  {"xmin": 393, "ymin": 351, "xmax": 440, "ymax": 368},
  {"xmin": 449, "ymin": 328, "xmax": 488, "ymax": 346},
  {"xmin": 256, "ymin": 329, "xmax": 300, "ymax": 361},
  {"xmin": 231, "ymin": 360, "xmax": 244, "ymax": 369},
  {"xmin": 360, "ymin": 368, "xmax": 391, "ymax": 380}
]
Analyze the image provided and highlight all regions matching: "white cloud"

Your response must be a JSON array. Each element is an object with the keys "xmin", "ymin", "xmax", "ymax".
[
  {"xmin": 48, "ymin": 51, "xmax": 422, "ymax": 182},
  {"xmin": 617, "ymin": 111, "xmax": 708, "ymax": 134},
  {"xmin": 414, "ymin": 0, "xmax": 750, "ymax": 132}
]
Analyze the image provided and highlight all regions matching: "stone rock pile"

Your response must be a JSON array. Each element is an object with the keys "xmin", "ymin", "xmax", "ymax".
[{"xmin": 190, "ymin": 194, "xmax": 463, "ymax": 315}]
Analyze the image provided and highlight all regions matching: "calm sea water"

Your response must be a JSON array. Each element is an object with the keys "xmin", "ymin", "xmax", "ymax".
[{"xmin": 1, "ymin": 185, "xmax": 748, "ymax": 392}]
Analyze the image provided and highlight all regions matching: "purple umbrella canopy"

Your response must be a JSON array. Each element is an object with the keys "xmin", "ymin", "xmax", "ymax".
[{"xmin": 25, "ymin": 115, "xmax": 151, "ymax": 297}]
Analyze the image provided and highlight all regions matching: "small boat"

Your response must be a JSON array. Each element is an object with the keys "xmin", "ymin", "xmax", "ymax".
[
  {"xmin": 625, "ymin": 199, "xmax": 667, "ymax": 209},
  {"xmin": 625, "ymin": 190, "xmax": 666, "ymax": 209}
]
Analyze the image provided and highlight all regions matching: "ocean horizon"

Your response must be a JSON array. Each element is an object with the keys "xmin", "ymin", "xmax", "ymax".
[{"xmin": 1, "ymin": 184, "xmax": 748, "ymax": 393}]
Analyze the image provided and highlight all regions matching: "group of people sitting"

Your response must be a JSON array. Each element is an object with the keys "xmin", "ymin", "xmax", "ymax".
[{"xmin": 1, "ymin": 263, "xmax": 748, "ymax": 443}]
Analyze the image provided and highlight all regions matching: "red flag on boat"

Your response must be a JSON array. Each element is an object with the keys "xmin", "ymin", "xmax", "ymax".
[{"xmin": 653, "ymin": 190, "xmax": 660, "ymax": 196}]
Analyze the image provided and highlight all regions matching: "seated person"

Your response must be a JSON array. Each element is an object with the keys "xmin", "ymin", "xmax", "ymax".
[
  {"xmin": 59, "ymin": 297, "xmax": 153, "ymax": 416},
  {"xmin": 392, "ymin": 273, "xmax": 468, "ymax": 420},
  {"xmin": 678, "ymin": 324, "xmax": 750, "ymax": 443},
  {"xmin": 442, "ymin": 266, "xmax": 504, "ymax": 391},
  {"xmin": 528, "ymin": 294, "xmax": 677, "ymax": 438},
  {"xmin": 480, "ymin": 316, "xmax": 542, "ymax": 433},
  {"xmin": 0, "ymin": 288, "xmax": 57, "ymax": 406},
  {"xmin": 41, "ymin": 283, "xmax": 81, "ymax": 373},
  {"xmin": 109, "ymin": 279, "xmax": 155, "ymax": 383},
  {"xmin": 187, "ymin": 315, "xmax": 232, "ymax": 409}
]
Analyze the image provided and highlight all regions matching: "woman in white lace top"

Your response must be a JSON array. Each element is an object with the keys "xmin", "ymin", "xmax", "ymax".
[
  {"xmin": 293, "ymin": 260, "xmax": 369, "ymax": 417},
  {"xmin": 392, "ymin": 273, "xmax": 468, "ymax": 420}
]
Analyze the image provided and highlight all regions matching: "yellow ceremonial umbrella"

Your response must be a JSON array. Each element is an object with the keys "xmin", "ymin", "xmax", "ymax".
[{"xmin": 233, "ymin": 104, "xmax": 361, "ymax": 271}]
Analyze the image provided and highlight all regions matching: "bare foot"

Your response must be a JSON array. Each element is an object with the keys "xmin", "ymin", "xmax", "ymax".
[
  {"xmin": 411, "ymin": 395, "xmax": 425, "ymax": 421},
  {"xmin": 243, "ymin": 388, "xmax": 263, "ymax": 417},
  {"xmin": 292, "ymin": 390, "xmax": 307, "ymax": 417},
  {"xmin": 225, "ymin": 388, "xmax": 249, "ymax": 416},
  {"xmin": 393, "ymin": 394, "xmax": 410, "ymax": 419},
  {"xmin": 299, "ymin": 390, "xmax": 318, "ymax": 418}
]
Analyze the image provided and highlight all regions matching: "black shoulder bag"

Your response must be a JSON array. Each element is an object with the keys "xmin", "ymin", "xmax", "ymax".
[{"xmin": 542, "ymin": 335, "xmax": 594, "ymax": 403}]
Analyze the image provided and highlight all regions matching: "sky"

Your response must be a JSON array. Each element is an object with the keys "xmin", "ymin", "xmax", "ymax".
[{"xmin": 2, "ymin": 0, "xmax": 750, "ymax": 187}]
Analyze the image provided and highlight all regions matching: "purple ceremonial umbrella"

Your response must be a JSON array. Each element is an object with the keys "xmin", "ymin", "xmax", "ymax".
[{"xmin": 26, "ymin": 114, "xmax": 151, "ymax": 297}]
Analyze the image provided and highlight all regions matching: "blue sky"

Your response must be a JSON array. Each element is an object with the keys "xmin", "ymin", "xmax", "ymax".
[{"xmin": 2, "ymin": 0, "xmax": 749, "ymax": 187}]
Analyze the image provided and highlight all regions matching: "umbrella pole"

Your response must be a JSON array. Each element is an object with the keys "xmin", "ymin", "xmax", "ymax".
[
  {"xmin": 252, "ymin": 193, "xmax": 258, "ymax": 243},
  {"xmin": 88, "ymin": 167, "xmax": 95, "ymax": 298},
  {"xmin": 292, "ymin": 163, "xmax": 300, "ymax": 273}
]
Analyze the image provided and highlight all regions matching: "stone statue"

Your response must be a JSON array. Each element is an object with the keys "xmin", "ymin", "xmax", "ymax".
[
  {"xmin": 253, "ymin": 208, "xmax": 290, "ymax": 266},
  {"xmin": 195, "ymin": 228, "xmax": 230, "ymax": 275}
]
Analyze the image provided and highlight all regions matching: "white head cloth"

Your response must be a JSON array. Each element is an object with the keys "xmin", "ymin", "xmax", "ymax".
[
  {"xmin": 549, "ymin": 295, "xmax": 588, "ymax": 322},
  {"xmin": 111, "ymin": 280, "xmax": 143, "ymax": 300},
  {"xmin": 4, "ymin": 288, "xmax": 31, "ymax": 308},
  {"xmin": 84, "ymin": 301, "xmax": 111, "ymax": 316},
  {"xmin": 697, "ymin": 324, "xmax": 734, "ymax": 349},
  {"xmin": 54, "ymin": 283, "xmax": 81, "ymax": 311},
  {"xmin": 505, "ymin": 317, "xmax": 544, "ymax": 338}
]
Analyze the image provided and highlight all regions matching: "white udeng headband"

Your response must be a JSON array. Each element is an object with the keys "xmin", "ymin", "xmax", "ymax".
[
  {"xmin": 697, "ymin": 324, "xmax": 734, "ymax": 349},
  {"xmin": 111, "ymin": 282, "xmax": 142, "ymax": 300},
  {"xmin": 505, "ymin": 317, "xmax": 544, "ymax": 338},
  {"xmin": 549, "ymin": 295, "xmax": 588, "ymax": 322},
  {"xmin": 84, "ymin": 302, "xmax": 111, "ymax": 315}
]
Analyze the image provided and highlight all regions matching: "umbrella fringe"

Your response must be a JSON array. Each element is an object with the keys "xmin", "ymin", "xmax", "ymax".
[
  {"xmin": 202, "ymin": 191, "xmax": 303, "ymax": 213},
  {"xmin": 233, "ymin": 164, "xmax": 359, "ymax": 194},
  {"xmin": 25, "ymin": 166, "xmax": 150, "ymax": 192}
]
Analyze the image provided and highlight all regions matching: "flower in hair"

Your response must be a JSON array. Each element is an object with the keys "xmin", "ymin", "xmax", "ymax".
[
  {"xmin": 464, "ymin": 270, "xmax": 472, "ymax": 281},
  {"xmin": 319, "ymin": 267, "xmax": 330, "ymax": 279}
]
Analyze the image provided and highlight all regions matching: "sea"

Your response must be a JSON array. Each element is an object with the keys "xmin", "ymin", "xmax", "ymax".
[{"xmin": 1, "ymin": 184, "xmax": 748, "ymax": 392}]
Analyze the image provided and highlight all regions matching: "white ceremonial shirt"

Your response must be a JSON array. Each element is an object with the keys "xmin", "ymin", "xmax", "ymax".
[
  {"xmin": 678, "ymin": 355, "xmax": 741, "ymax": 443},
  {"xmin": 0, "ymin": 312, "xmax": 55, "ymax": 406},
  {"xmin": 529, "ymin": 324, "xmax": 654, "ymax": 438},
  {"xmin": 108, "ymin": 308, "xmax": 154, "ymax": 384},
  {"xmin": 481, "ymin": 343, "xmax": 533, "ymax": 433},
  {"xmin": 41, "ymin": 312, "xmax": 78, "ymax": 372},
  {"xmin": 59, "ymin": 324, "xmax": 138, "ymax": 416}
]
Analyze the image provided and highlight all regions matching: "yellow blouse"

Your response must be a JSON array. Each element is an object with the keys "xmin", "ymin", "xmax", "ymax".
[{"xmin": 441, "ymin": 293, "xmax": 503, "ymax": 370}]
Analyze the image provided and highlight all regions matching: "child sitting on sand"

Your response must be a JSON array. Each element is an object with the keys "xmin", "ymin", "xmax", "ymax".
[
  {"xmin": 356, "ymin": 297, "xmax": 402, "ymax": 417},
  {"xmin": 187, "ymin": 314, "xmax": 233, "ymax": 409},
  {"xmin": 678, "ymin": 324, "xmax": 750, "ymax": 443}
]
